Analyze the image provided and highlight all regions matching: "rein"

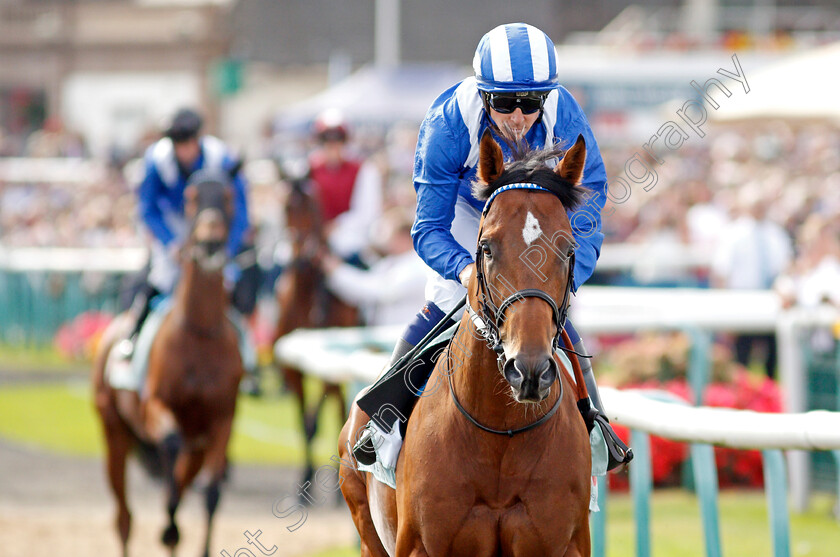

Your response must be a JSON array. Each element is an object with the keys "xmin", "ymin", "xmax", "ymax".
[{"xmin": 446, "ymin": 345, "xmax": 563, "ymax": 437}]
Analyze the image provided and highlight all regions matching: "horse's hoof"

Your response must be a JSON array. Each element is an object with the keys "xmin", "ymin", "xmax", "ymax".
[{"xmin": 161, "ymin": 523, "xmax": 180, "ymax": 547}]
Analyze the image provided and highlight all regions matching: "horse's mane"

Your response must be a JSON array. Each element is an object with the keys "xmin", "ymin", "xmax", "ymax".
[{"xmin": 471, "ymin": 139, "xmax": 585, "ymax": 211}]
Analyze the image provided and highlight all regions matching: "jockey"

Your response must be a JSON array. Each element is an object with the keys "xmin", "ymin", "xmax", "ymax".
[
  {"xmin": 307, "ymin": 109, "xmax": 383, "ymax": 264},
  {"xmin": 353, "ymin": 23, "xmax": 632, "ymax": 471},
  {"xmin": 118, "ymin": 107, "xmax": 250, "ymax": 356}
]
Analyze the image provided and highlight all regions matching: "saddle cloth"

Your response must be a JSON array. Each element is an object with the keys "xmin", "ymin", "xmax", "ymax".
[{"xmin": 106, "ymin": 298, "xmax": 256, "ymax": 395}]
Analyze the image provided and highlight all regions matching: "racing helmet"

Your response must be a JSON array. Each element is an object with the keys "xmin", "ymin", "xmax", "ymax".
[
  {"xmin": 165, "ymin": 108, "xmax": 203, "ymax": 142},
  {"xmin": 473, "ymin": 23, "xmax": 560, "ymax": 93}
]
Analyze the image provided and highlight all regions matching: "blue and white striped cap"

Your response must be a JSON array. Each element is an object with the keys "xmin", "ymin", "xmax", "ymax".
[{"xmin": 473, "ymin": 23, "xmax": 559, "ymax": 93}]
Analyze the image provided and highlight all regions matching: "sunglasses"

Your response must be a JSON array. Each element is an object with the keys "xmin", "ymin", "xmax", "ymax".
[{"xmin": 484, "ymin": 92, "xmax": 548, "ymax": 115}]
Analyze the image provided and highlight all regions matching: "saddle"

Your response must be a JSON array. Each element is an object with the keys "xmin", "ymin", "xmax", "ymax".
[{"xmin": 106, "ymin": 299, "xmax": 172, "ymax": 394}]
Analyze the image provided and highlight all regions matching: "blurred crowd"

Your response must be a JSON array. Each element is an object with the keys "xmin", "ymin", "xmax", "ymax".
[
  {"xmin": 2, "ymin": 116, "xmax": 839, "ymax": 313},
  {"xmin": 601, "ymin": 122, "xmax": 840, "ymax": 304}
]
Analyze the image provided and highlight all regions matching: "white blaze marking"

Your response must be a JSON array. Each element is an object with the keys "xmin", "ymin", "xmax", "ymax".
[{"xmin": 523, "ymin": 211, "xmax": 542, "ymax": 245}]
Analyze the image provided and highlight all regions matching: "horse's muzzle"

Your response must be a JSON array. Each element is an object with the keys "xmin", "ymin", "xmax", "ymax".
[{"xmin": 503, "ymin": 354, "xmax": 558, "ymax": 403}]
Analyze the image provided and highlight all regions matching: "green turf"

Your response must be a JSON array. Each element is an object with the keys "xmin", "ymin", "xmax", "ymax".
[
  {"xmin": 0, "ymin": 343, "xmax": 88, "ymax": 373},
  {"xmin": 0, "ymin": 376, "xmax": 344, "ymax": 467},
  {"xmin": 303, "ymin": 490, "xmax": 840, "ymax": 557},
  {"xmin": 3, "ymin": 381, "xmax": 840, "ymax": 557}
]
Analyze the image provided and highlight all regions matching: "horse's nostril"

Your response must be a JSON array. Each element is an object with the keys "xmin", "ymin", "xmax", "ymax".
[
  {"xmin": 503, "ymin": 358, "xmax": 524, "ymax": 389},
  {"xmin": 538, "ymin": 357, "xmax": 558, "ymax": 389}
]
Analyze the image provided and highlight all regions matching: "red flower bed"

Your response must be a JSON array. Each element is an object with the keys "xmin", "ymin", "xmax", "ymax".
[
  {"xmin": 54, "ymin": 311, "xmax": 113, "ymax": 360},
  {"xmin": 607, "ymin": 373, "xmax": 782, "ymax": 491}
]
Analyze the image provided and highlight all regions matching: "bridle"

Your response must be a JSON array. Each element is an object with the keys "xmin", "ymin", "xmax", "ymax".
[
  {"xmin": 449, "ymin": 182, "xmax": 576, "ymax": 437},
  {"xmin": 470, "ymin": 183, "xmax": 574, "ymax": 372}
]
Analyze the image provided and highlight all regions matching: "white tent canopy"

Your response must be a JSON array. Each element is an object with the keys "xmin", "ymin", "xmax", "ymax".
[
  {"xmin": 713, "ymin": 41, "xmax": 840, "ymax": 123},
  {"xmin": 277, "ymin": 64, "xmax": 469, "ymax": 129}
]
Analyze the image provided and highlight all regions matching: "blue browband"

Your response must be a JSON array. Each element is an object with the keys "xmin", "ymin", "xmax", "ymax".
[{"xmin": 482, "ymin": 183, "xmax": 552, "ymax": 215}]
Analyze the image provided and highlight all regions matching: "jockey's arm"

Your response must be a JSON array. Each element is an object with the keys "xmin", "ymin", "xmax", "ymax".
[
  {"xmin": 226, "ymin": 165, "xmax": 250, "ymax": 257},
  {"xmin": 138, "ymin": 158, "xmax": 176, "ymax": 247},
  {"xmin": 559, "ymin": 101, "xmax": 609, "ymax": 291},
  {"xmin": 411, "ymin": 115, "xmax": 474, "ymax": 282},
  {"xmin": 326, "ymin": 257, "xmax": 424, "ymax": 306},
  {"xmin": 327, "ymin": 160, "xmax": 383, "ymax": 258}
]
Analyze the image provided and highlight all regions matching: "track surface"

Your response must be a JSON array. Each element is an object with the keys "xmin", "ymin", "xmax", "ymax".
[{"xmin": 0, "ymin": 433, "xmax": 355, "ymax": 556}]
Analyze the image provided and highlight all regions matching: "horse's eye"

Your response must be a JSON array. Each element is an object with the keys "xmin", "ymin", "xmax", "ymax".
[{"xmin": 481, "ymin": 242, "xmax": 493, "ymax": 259}]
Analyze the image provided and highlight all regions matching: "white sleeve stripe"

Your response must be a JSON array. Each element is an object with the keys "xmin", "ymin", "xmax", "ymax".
[
  {"xmin": 488, "ymin": 26, "xmax": 513, "ymax": 83},
  {"xmin": 151, "ymin": 138, "xmax": 178, "ymax": 187},
  {"xmin": 455, "ymin": 77, "xmax": 485, "ymax": 169},
  {"xmin": 527, "ymin": 26, "xmax": 550, "ymax": 83},
  {"xmin": 542, "ymin": 90, "xmax": 559, "ymax": 147},
  {"xmin": 201, "ymin": 135, "xmax": 228, "ymax": 171}
]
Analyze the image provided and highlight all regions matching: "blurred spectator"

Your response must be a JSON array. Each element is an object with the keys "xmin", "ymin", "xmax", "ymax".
[
  {"xmin": 712, "ymin": 187, "xmax": 793, "ymax": 379},
  {"xmin": 685, "ymin": 180, "xmax": 729, "ymax": 254},
  {"xmin": 24, "ymin": 117, "xmax": 87, "ymax": 158},
  {"xmin": 628, "ymin": 190, "xmax": 695, "ymax": 286},
  {"xmin": 776, "ymin": 214, "xmax": 840, "ymax": 309},
  {"xmin": 308, "ymin": 109, "xmax": 383, "ymax": 263},
  {"xmin": 321, "ymin": 207, "xmax": 426, "ymax": 326},
  {"xmin": 712, "ymin": 189, "xmax": 793, "ymax": 291}
]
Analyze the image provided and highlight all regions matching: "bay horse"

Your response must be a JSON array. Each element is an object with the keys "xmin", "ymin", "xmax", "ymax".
[
  {"xmin": 273, "ymin": 177, "xmax": 358, "ymax": 487},
  {"xmin": 338, "ymin": 132, "xmax": 593, "ymax": 556},
  {"xmin": 93, "ymin": 170, "xmax": 244, "ymax": 557}
]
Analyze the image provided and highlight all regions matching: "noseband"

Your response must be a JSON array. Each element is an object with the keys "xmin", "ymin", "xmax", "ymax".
[{"xmin": 471, "ymin": 184, "xmax": 575, "ymax": 371}]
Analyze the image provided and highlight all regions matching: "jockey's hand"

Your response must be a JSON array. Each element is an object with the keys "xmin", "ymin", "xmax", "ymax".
[
  {"xmin": 459, "ymin": 263, "xmax": 476, "ymax": 289},
  {"xmin": 320, "ymin": 253, "xmax": 342, "ymax": 274}
]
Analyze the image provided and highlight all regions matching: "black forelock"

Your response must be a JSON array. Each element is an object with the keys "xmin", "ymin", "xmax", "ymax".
[
  {"xmin": 471, "ymin": 140, "xmax": 585, "ymax": 211},
  {"xmin": 187, "ymin": 169, "xmax": 230, "ymax": 220}
]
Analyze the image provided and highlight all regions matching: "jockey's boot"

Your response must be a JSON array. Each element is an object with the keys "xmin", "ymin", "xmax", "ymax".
[
  {"xmin": 352, "ymin": 338, "xmax": 418, "ymax": 466},
  {"xmin": 116, "ymin": 285, "xmax": 159, "ymax": 359},
  {"xmin": 575, "ymin": 339, "xmax": 634, "ymax": 471}
]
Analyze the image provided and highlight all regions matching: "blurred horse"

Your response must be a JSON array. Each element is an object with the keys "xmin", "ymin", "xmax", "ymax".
[
  {"xmin": 338, "ymin": 133, "xmax": 593, "ymax": 556},
  {"xmin": 93, "ymin": 170, "xmax": 243, "ymax": 557},
  {"xmin": 273, "ymin": 177, "xmax": 359, "ymax": 487}
]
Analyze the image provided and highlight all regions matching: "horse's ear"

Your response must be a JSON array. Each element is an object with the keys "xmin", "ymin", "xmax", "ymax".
[
  {"xmin": 478, "ymin": 130, "xmax": 504, "ymax": 185},
  {"xmin": 554, "ymin": 134, "xmax": 586, "ymax": 185},
  {"xmin": 184, "ymin": 185, "xmax": 198, "ymax": 219}
]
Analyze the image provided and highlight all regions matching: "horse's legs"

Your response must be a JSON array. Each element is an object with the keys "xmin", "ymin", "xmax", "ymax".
[
  {"xmin": 144, "ymin": 399, "xmax": 187, "ymax": 552},
  {"xmin": 102, "ymin": 410, "xmax": 134, "ymax": 557},
  {"xmin": 326, "ymin": 381, "xmax": 347, "ymax": 424},
  {"xmin": 281, "ymin": 366, "xmax": 316, "ymax": 492},
  {"xmin": 338, "ymin": 407, "xmax": 390, "ymax": 557},
  {"xmin": 309, "ymin": 381, "xmax": 346, "ymax": 440},
  {"xmin": 161, "ymin": 446, "xmax": 205, "ymax": 552},
  {"xmin": 200, "ymin": 419, "xmax": 234, "ymax": 557}
]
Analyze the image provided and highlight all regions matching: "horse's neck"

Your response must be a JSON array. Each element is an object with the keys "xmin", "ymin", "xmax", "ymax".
[
  {"xmin": 449, "ymin": 315, "xmax": 511, "ymax": 418},
  {"xmin": 173, "ymin": 259, "xmax": 228, "ymax": 336}
]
